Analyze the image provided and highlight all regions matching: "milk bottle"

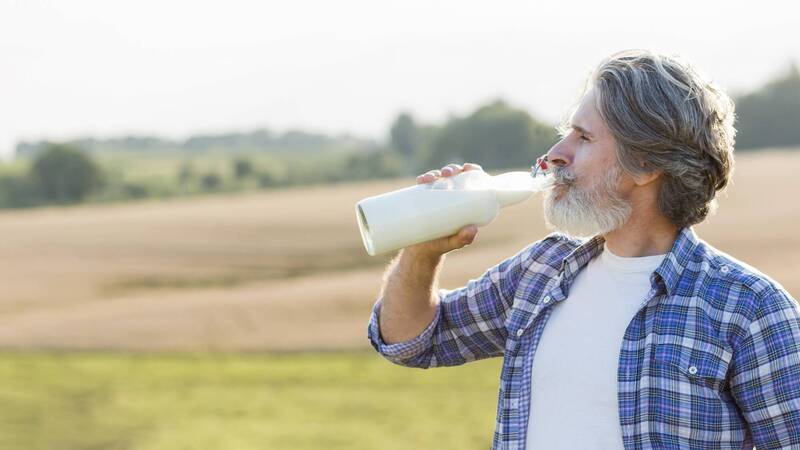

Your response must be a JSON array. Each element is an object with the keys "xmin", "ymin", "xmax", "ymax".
[{"xmin": 355, "ymin": 167, "xmax": 553, "ymax": 256}]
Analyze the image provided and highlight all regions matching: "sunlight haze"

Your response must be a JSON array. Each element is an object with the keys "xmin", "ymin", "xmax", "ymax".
[{"xmin": 1, "ymin": 0, "xmax": 798, "ymax": 159}]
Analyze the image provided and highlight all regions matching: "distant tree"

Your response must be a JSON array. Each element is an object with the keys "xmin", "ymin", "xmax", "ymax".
[
  {"xmin": 390, "ymin": 113, "xmax": 419, "ymax": 156},
  {"xmin": 122, "ymin": 183, "xmax": 149, "ymax": 199},
  {"xmin": 276, "ymin": 130, "xmax": 331, "ymax": 148},
  {"xmin": 31, "ymin": 144, "xmax": 101, "ymax": 203},
  {"xmin": 200, "ymin": 173, "xmax": 222, "ymax": 190},
  {"xmin": 233, "ymin": 158, "xmax": 254, "ymax": 179},
  {"xmin": 257, "ymin": 172, "xmax": 277, "ymax": 188},
  {"xmin": 427, "ymin": 99, "xmax": 558, "ymax": 170},
  {"xmin": 390, "ymin": 113, "xmax": 421, "ymax": 174},
  {"xmin": 735, "ymin": 63, "xmax": 800, "ymax": 150},
  {"xmin": 0, "ymin": 174, "xmax": 43, "ymax": 208},
  {"xmin": 344, "ymin": 149, "xmax": 404, "ymax": 180},
  {"xmin": 178, "ymin": 161, "xmax": 195, "ymax": 186},
  {"xmin": 410, "ymin": 124, "xmax": 441, "ymax": 173}
]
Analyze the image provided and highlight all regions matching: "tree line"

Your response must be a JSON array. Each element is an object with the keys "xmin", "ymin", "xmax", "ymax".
[
  {"xmin": 735, "ymin": 64, "xmax": 800, "ymax": 150},
  {"xmin": 16, "ymin": 130, "xmax": 378, "ymax": 158},
  {"xmin": 1, "ymin": 63, "xmax": 798, "ymax": 209}
]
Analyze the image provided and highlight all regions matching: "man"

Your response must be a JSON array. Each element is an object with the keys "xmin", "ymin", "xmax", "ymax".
[{"xmin": 367, "ymin": 49, "xmax": 800, "ymax": 449}]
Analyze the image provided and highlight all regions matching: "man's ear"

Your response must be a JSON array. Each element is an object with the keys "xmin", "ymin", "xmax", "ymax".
[
  {"xmin": 633, "ymin": 166, "xmax": 662, "ymax": 186},
  {"xmin": 634, "ymin": 172, "xmax": 660, "ymax": 186}
]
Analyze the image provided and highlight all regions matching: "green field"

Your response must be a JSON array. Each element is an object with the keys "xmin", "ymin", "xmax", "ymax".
[{"xmin": 0, "ymin": 351, "xmax": 502, "ymax": 450}]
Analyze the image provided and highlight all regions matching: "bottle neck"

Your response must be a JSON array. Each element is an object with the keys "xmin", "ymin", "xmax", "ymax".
[{"xmin": 494, "ymin": 188, "xmax": 535, "ymax": 207}]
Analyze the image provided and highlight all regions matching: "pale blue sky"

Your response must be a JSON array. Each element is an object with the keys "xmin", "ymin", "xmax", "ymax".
[{"xmin": 1, "ymin": 0, "xmax": 799, "ymax": 159}]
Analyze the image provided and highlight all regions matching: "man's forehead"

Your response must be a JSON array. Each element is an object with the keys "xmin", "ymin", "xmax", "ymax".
[
  {"xmin": 570, "ymin": 89, "xmax": 601, "ymax": 133},
  {"xmin": 569, "ymin": 109, "xmax": 594, "ymax": 135}
]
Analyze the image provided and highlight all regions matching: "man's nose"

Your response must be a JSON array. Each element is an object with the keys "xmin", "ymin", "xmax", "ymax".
[{"xmin": 545, "ymin": 139, "xmax": 571, "ymax": 168}]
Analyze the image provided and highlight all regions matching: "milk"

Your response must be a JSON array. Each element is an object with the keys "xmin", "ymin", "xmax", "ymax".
[{"xmin": 355, "ymin": 170, "xmax": 553, "ymax": 256}]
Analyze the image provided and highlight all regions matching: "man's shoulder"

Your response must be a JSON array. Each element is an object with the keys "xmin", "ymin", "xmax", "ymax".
[
  {"xmin": 693, "ymin": 239, "xmax": 787, "ymax": 295},
  {"xmin": 689, "ymin": 238, "xmax": 795, "ymax": 316}
]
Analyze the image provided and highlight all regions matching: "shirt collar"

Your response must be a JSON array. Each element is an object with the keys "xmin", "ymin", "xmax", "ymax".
[{"xmin": 559, "ymin": 226, "xmax": 700, "ymax": 297}]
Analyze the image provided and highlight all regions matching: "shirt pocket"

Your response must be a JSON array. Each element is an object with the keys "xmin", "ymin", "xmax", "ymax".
[{"xmin": 652, "ymin": 340, "xmax": 733, "ymax": 393}]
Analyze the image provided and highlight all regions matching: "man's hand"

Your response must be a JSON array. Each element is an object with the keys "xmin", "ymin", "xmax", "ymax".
[{"xmin": 404, "ymin": 162, "xmax": 484, "ymax": 259}]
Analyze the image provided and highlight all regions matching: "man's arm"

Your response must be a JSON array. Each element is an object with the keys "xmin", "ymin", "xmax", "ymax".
[
  {"xmin": 729, "ymin": 288, "xmax": 800, "ymax": 449},
  {"xmin": 378, "ymin": 237, "xmax": 462, "ymax": 345},
  {"xmin": 368, "ymin": 235, "xmax": 559, "ymax": 368},
  {"xmin": 375, "ymin": 162, "xmax": 484, "ymax": 345}
]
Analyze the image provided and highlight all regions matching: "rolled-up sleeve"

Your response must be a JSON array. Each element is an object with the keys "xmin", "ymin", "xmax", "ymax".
[
  {"xmin": 367, "ymin": 292, "xmax": 444, "ymax": 364},
  {"xmin": 367, "ymin": 236, "xmax": 561, "ymax": 369},
  {"xmin": 730, "ymin": 288, "xmax": 800, "ymax": 449}
]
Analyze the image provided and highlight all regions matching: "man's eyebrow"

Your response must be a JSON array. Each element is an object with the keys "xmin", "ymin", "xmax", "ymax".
[{"xmin": 571, "ymin": 124, "xmax": 594, "ymax": 137}]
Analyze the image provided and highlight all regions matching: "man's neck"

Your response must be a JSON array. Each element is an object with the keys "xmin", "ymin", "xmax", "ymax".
[{"xmin": 602, "ymin": 214, "xmax": 680, "ymax": 258}]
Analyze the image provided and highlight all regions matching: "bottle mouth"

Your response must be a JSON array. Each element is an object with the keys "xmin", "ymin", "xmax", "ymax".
[
  {"xmin": 530, "ymin": 155, "xmax": 556, "ymax": 190},
  {"xmin": 356, "ymin": 203, "xmax": 376, "ymax": 255},
  {"xmin": 531, "ymin": 155, "xmax": 551, "ymax": 177}
]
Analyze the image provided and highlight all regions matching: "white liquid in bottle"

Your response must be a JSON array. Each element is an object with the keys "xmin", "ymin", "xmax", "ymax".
[{"xmin": 355, "ymin": 169, "xmax": 553, "ymax": 256}]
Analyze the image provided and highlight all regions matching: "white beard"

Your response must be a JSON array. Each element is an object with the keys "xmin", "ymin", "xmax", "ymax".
[{"xmin": 542, "ymin": 163, "xmax": 632, "ymax": 239}]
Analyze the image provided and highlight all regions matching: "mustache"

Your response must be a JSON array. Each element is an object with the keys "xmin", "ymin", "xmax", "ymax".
[{"xmin": 552, "ymin": 167, "xmax": 577, "ymax": 185}]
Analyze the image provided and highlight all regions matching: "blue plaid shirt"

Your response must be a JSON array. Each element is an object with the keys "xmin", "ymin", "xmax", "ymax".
[{"xmin": 368, "ymin": 227, "xmax": 800, "ymax": 449}]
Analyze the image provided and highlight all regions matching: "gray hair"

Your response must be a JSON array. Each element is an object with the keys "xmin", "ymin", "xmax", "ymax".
[{"xmin": 590, "ymin": 49, "xmax": 736, "ymax": 228}]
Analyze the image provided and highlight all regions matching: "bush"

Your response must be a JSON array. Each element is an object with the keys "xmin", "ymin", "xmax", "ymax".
[
  {"xmin": 200, "ymin": 173, "xmax": 222, "ymax": 190},
  {"xmin": 257, "ymin": 172, "xmax": 277, "ymax": 188},
  {"xmin": 123, "ymin": 183, "xmax": 149, "ymax": 199},
  {"xmin": 233, "ymin": 158, "xmax": 254, "ymax": 179},
  {"xmin": 31, "ymin": 144, "xmax": 101, "ymax": 203},
  {"xmin": 0, "ymin": 174, "xmax": 44, "ymax": 208}
]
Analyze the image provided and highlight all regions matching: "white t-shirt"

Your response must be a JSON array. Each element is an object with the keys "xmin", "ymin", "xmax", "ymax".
[{"xmin": 525, "ymin": 245, "xmax": 666, "ymax": 450}]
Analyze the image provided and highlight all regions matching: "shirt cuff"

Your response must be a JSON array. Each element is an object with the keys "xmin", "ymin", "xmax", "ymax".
[{"xmin": 367, "ymin": 292, "xmax": 444, "ymax": 362}]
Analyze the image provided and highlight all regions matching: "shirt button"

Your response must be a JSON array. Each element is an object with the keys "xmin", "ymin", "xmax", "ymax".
[
  {"xmin": 516, "ymin": 329, "xmax": 524, "ymax": 337},
  {"xmin": 543, "ymin": 296, "xmax": 551, "ymax": 304},
  {"xmin": 688, "ymin": 366, "xmax": 698, "ymax": 375},
  {"xmin": 720, "ymin": 265, "xmax": 730, "ymax": 273}
]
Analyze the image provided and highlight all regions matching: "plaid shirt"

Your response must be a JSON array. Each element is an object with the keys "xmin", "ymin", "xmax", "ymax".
[{"xmin": 368, "ymin": 227, "xmax": 800, "ymax": 449}]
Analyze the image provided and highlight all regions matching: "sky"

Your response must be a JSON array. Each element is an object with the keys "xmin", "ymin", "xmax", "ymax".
[{"xmin": 1, "ymin": 0, "xmax": 799, "ymax": 160}]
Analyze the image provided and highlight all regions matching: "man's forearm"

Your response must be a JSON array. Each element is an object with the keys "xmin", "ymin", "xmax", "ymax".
[{"xmin": 378, "ymin": 249, "xmax": 445, "ymax": 344}]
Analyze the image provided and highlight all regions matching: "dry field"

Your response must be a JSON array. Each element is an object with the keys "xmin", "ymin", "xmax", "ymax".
[{"xmin": 0, "ymin": 149, "xmax": 798, "ymax": 351}]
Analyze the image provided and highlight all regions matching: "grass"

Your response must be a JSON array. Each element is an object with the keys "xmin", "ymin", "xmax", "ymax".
[{"xmin": 0, "ymin": 351, "xmax": 502, "ymax": 450}]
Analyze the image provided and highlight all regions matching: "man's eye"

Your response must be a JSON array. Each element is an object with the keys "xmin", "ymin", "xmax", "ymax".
[{"xmin": 580, "ymin": 135, "xmax": 590, "ymax": 142}]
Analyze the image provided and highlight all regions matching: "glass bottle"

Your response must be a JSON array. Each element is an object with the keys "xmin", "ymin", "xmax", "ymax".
[{"xmin": 355, "ymin": 159, "xmax": 553, "ymax": 256}]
